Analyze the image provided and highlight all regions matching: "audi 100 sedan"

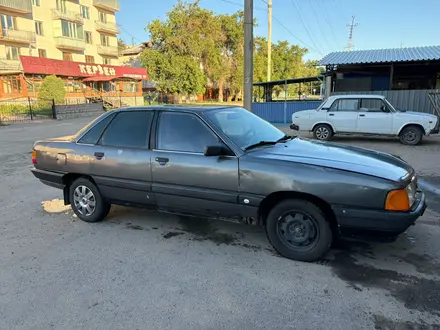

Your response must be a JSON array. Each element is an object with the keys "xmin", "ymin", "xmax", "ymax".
[{"xmin": 31, "ymin": 106, "xmax": 427, "ymax": 262}]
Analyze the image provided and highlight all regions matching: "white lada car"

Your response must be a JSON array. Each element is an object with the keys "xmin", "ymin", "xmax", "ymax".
[{"xmin": 290, "ymin": 95, "xmax": 439, "ymax": 145}]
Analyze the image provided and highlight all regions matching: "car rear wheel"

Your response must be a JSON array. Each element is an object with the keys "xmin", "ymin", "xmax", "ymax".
[
  {"xmin": 399, "ymin": 126, "xmax": 423, "ymax": 145},
  {"xmin": 265, "ymin": 199, "xmax": 333, "ymax": 262},
  {"xmin": 69, "ymin": 177, "xmax": 110, "ymax": 223},
  {"xmin": 313, "ymin": 124, "xmax": 333, "ymax": 141}
]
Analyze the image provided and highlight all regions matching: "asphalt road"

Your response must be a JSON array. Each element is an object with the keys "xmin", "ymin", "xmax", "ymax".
[{"xmin": 1, "ymin": 117, "xmax": 440, "ymax": 330}]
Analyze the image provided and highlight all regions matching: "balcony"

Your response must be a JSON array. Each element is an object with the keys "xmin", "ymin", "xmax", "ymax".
[
  {"xmin": 95, "ymin": 20, "xmax": 119, "ymax": 34},
  {"xmin": 0, "ymin": 59, "xmax": 21, "ymax": 72},
  {"xmin": 52, "ymin": 9, "xmax": 84, "ymax": 24},
  {"xmin": 97, "ymin": 45, "xmax": 118, "ymax": 57},
  {"xmin": 0, "ymin": 28, "xmax": 36, "ymax": 43},
  {"xmin": 55, "ymin": 36, "xmax": 85, "ymax": 51},
  {"xmin": 93, "ymin": 0, "xmax": 119, "ymax": 12},
  {"xmin": 0, "ymin": 0, "xmax": 32, "ymax": 14}
]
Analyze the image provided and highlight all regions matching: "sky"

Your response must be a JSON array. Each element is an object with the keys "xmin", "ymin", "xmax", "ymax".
[{"xmin": 116, "ymin": 0, "xmax": 440, "ymax": 61}]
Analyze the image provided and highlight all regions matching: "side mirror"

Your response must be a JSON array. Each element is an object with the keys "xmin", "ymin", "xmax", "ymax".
[{"xmin": 204, "ymin": 145, "xmax": 233, "ymax": 157}]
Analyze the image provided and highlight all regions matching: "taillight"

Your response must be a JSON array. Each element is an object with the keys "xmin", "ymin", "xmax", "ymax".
[{"xmin": 32, "ymin": 150, "xmax": 37, "ymax": 165}]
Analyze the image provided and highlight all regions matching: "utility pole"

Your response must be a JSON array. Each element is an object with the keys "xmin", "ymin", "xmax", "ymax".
[
  {"xmin": 267, "ymin": 0, "xmax": 272, "ymax": 82},
  {"xmin": 346, "ymin": 16, "xmax": 357, "ymax": 52},
  {"xmin": 244, "ymin": 0, "xmax": 253, "ymax": 111}
]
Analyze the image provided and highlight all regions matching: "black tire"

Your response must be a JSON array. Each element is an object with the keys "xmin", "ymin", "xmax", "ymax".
[
  {"xmin": 313, "ymin": 124, "xmax": 333, "ymax": 141},
  {"xmin": 266, "ymin": 199, "xmax": 333, "ymax": 262},
  {"xmin": 69, "ymin": 177, "xmax": 110, "ymax": 223},
  {"xmin": 399, "ymin": 125, "xmax": 423, "ymax": 145}
]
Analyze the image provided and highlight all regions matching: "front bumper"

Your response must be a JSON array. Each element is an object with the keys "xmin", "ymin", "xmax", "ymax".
[
  {"xmin": 290, "ymin": 123, "xmax": 299, "ymax": 131},
  {"xmin": 332, "ymin": 191, "xmax": 427, "ymax": 235},
  {"xmin": 430, "ymin": 128, "xmax": 439, "ymax": 134}
]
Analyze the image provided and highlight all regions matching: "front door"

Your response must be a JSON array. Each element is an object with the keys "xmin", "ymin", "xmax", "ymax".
[
  {"xmin": 326, "ymin": 98, "xmax": 359, "ymax": 132},
  {"xmin": 151, "ymin": 111, "xmax": 240, "ymax": 218},
  {"xmin": 88, "ymin": 110, "xmax": 156, "ymax": 206},
  {"xmin": 357, "ymin": 98, "xmax": 393, "ymax": 134}
]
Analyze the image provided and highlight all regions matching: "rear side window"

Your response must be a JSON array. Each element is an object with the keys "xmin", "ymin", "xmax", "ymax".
[
  {"xmin": 330, "ymin": 99, "xmax": 359, "ymax": 112},
  {"xmin": 100, "ymin": 111, "xmax": 153, "ymax": 148},
  {"xmin": 78, "ymin": 113, "xmax": 115, "ymax": 145}
]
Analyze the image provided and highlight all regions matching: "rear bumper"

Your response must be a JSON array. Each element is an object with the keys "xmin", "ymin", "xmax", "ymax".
[
  {"xmin": 332, "ymin": 192, "xmax": 427, "ymax": 235},
  {"xmin": 290, "ymin": 124, "xmax": 299, "ymax": 131},
  {"xmin": 31, "ymin": 167, "xmax": 65, "ymax": 190}
]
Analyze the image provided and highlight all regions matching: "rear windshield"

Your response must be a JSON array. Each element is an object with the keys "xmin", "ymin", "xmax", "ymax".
[{"xmin": 73, "ymin": 112, "xmax": 111, "ymax": 140}]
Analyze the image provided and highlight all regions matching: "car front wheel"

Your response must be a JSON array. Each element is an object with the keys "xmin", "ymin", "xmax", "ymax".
[
  {"xmin": 69, "ymin": 177, "xmax": 111, "ymax": 223},
  {"xmin": 399, "ymin": 126, "xmax": 423, "ymax": 145},
  {"xmin": 313, "ymin": 124, "xmax": 333, "ymax": 141},
  {"xmin": 265, "ymin": 199, "xmax": 333, "ymax": 262}
]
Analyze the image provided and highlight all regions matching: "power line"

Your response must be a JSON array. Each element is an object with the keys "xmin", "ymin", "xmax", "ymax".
[
  {"xmin": 290, "ymin": 0, "xmax": 323, "ymax": 55},
  {"xmin": 320, "ymin": 0, "xmax": 343, "ymax": 50},
  {"xmin": 118, "ymin": 24, "xmax": 142, "ymax": 45},
  {"xmin": 217, "ymin": 0, "xmax": 265, "ymax": 10},
  {"xmin": 307, "ymin": 0, "xmax": 333, "ymax": 52}
]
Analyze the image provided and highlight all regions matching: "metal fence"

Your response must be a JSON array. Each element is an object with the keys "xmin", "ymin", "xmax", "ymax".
[
  {"xmin": 252, "ymin": 101, "xmax": 322, "ymax": 124},
  {"xmin": 331, "ymin": 89, "xmax": 438, "ymax": 115},
  {"xmin": 0, "ymin": 98, "xmax": 55, "ymax": 124}
]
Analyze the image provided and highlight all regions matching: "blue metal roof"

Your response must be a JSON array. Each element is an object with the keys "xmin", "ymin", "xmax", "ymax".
[{"xmin": 318, "ymin": 46, "xmax": 440, "ymax": 65}]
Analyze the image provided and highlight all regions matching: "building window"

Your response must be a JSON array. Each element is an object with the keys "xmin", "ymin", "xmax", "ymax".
[
  {"xmin": 32, "ymin": 0, "xmax": 40, "ymax": 6},
  {"xmin": 102, "ymin": 57, "xmax": 111, "ymax": 65},
  {"xmin": 100, "ymin": 34, "xmax": 109, "ymax": 46},
  {"xmin": 2, "ymin": 75, "xmax": 22, "ymax": 94},
  {"xmin": 99, "ymin": 12, "xmax": 107, "ymax": 23},
  {"xmin": 5, "ymin": 46, "xmax": 20, "ymax": 60},
  {"xmin": 85, "ymin": 55, "xmax": 95, "ymax": 63},
  {"xmin": 63, "ymin": 52, "xmax": 73, "ymax": 61},
  {"xmin": 35, "ymin": 21, "xmax": 43, "ymax": 36},
  {"xmin": 38, "ymin": 49, "xmax": 47, "ymax": 58},
  {"xmin": 85, "ymin": 31, "xmax": 92, "ymax": 44},
  {"xmin": 1, "ymin": 15, "xmax": 16, "ymax": 31},
  {"xmin": 80, "ymin": 6, "xmax": 90, "ymax": 19},
  {"xmin": 61, "ymin": 20, "xmax": 84, "ymax": 39},
  {"xmin": 56, "ymin": 0, "xmax": 67, "ymax": 12}
]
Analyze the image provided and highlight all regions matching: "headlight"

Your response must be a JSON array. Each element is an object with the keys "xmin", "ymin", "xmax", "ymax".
[{"xmin": 405, "ymin": 176, "xmax": 417, "ymax": 207}]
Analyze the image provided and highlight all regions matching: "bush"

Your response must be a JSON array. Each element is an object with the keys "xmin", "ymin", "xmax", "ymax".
[{"xmin": 38, "ymin": 75, "xmax": 66, "ymax": 104}]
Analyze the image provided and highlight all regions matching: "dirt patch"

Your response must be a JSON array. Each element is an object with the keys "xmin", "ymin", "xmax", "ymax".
[
  {"xmin": 373, "ymin": 314, "xmax": 440, "ymax": 330},
  {"xmin": 326, "ymin": 242, "xmax": 440, "ymax": 316},
  {"xmin": 397, "ymin": 253, "xmax": 440, "ymax": 276},
  {"xmin": 163, "ymin": 231, "xmax": 184, "ymax": 239},
  {"xmin": 125, "ymin": 223, "xmax": 144, "ymax": 231},
  {"xmin": 178, "ymin": 216, "xmax": 236, "ymax": 245},
  {"xmin": 41, "ymin": 199, "xmax": 71, "ymax": 213}
]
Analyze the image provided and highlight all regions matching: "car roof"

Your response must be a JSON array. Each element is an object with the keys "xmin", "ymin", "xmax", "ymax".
[
  {"xmin": 115, "ymin": 105, "xmax": 240, "ymax": 113},
  {"xmin": 326, "ymin": 94, "xmax": 386, "ymax": 102}
]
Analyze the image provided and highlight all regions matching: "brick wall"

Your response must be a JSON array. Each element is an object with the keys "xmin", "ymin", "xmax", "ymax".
[{"xmin": 55, "ymin": 102, "xmax": 105, "ymax": 119}]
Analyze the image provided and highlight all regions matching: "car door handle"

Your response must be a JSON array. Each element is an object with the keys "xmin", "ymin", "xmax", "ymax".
[
  {"xmin": 359, "ymin": 114, "xmax": 365, "ymax": 117},
  {"xmin": 94, "ymin": 152, "xmax": 105, "ymax": 160},
  {"xmin": 155, "ymin": 157, "xmax": 169, "ymax": 165},
  {"xmin": 329, "ymin": 114, "xmax": 334, "ymax": 116}
]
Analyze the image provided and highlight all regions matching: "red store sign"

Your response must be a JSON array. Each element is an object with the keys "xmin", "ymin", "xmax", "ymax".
[{"xmin": 19, "ymin": 56, "xmax": 149, "ymax": 80}]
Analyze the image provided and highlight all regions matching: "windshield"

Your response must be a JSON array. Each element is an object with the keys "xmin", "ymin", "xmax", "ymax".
[{"xmin": 206, "ymin": 107, "xmax": 286, "ymax": 150}]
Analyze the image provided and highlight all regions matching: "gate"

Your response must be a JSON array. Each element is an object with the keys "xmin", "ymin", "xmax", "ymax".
[{"xmin": 0, "ymin": 97, "xmax": 55, "ymax": 124}]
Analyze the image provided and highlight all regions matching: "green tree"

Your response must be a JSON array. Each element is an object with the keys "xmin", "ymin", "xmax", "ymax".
[{"xmin": 38, "ymin": 75, "xmax": 66, "ymax": 104}]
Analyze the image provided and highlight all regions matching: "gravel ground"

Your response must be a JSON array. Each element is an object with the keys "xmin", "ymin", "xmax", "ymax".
[{"xmin": 1, "ymin": 118, "xmax": 440, "ymax": 330}]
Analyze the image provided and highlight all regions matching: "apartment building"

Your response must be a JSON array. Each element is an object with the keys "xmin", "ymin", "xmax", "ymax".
[{"xmin": 0, "ymin": 0, "xmax": 148, "ymax": 104}]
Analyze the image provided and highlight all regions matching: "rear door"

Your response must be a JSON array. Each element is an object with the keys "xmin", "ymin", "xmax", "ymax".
[
  {"xmin": 357, "ymin": 98, "xmax": 393, "ymax": 134},
  {"xmin": 326, "ymin": 98, "xmax": 359, "ymax": 132},
  {"xmin": 151, "ymin": 111, "xmax": 240, "ymax": 218},
  {"xmin": 88, "ymin": 110, "xmax": 156, "ymax": 206}
]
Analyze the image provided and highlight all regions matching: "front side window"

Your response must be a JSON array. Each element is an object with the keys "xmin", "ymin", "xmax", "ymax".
[
  {"xmin": 78, "ymin": 113, "xmax": 115, "ymax": 145},
  {"xmin": 157, "ymin": 112, "xmax": 219, "ymax": 153},
  {"xmin": 206, "ymin": 107, "xmax": 285, "ymax": 150},
  {"xmin": 329, "ymin": 99, "xmax": 359, "ymax": 112},
  {"xmin": 100, "ymin": 111, "xmax": 153, "ymax": 148},
  {"xmin": 360, "ymin": 98, "xmax": 390, "ymax": 113}
]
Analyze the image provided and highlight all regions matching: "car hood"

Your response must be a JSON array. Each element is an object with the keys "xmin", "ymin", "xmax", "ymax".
[
  {"xmin": 293, "ymin": 109, "xmax": 318, "ymax": 118},
  {"xmin": 249, "ymin": 138, "xmax": 413, "ymax": 182},
  {"xmin": 395, "ymin": 111, "xmax": 437, "ymax": 121}
]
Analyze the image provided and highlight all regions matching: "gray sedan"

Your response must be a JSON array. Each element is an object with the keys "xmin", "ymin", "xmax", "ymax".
[{"xmin": 31, "ymin": 106, "xmax": 427, "ymax": 261}]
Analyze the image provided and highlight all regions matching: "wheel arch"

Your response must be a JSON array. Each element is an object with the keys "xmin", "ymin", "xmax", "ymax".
[
  {"xmin": 257, "ymin": 191, "xmax": 339, "ymax": 236},
  {"xmin": 397, "ymin": 123, "xmax": 426, "ymax": 136},
  {"xmin": 312, "ymin": 121, "xmax": 336, "ymax": 133},
  {"xmin": 61, "ymin": 173, "xmax": 98, "ymax": 205}
]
